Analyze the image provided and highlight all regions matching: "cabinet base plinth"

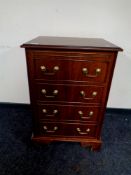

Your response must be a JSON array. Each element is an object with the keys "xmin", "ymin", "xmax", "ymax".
[{"xmin": 31, "ymin": 135, "xmax": 102, "ymax": 151}]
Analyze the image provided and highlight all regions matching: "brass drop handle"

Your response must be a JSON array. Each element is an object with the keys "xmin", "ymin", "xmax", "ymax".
[
  {"xmin": 80, "ymin": 91, "xmax": 97, "ymax": 100},
  {"xmin": 42, "ymin": 109, "xmax": 47, "ymax": 113},
  {"xmin": 40, "ymin": 65, "xmax": 59, "ymax": 75},
  {"xmin": 41, "ymin": 89, "xmax": 58, "ymax": 98},
  {"xmin": 43, "ymin": 126, "xmax": 58, "ymax": 133},
  {"xmin": 78, "ymin": 110, "xmax": 94, "ymax": 119},
  {"xmin": 40, "ymin": 65, "xmax": 46, "ymax": 71},
  {"xmin": 42, "ymin": 109, "xmax": 58, "ymax": 117},
  {"xmin": 82, "ymin": 68, "xmax": 88, "ymax": 75},
  {"xmin": 76, "ymin": 127, "xmax": 90, "ymax": 135},
  {"xmin": 82, "ymin": 68, "xmax": 101, "ymax": 77}
]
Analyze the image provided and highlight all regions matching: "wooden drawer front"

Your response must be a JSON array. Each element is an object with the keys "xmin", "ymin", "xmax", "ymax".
[
  {"xmin": 36, "ymin": 83, "xmax": 104, "ymax": 104},
  {"xmin": 34, "ymin": 58, "xmax": 108, "ymax": 83},
  {"xmin": 39, "ymin": 122, "xmax": 97, "ymax": 137},
  {"xmin": 37, "ymin": 104, "xmax": 101, "ymax": 122}
]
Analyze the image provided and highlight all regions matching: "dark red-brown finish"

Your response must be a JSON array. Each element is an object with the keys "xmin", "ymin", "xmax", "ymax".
[
  {"xmin": 36, "ymin": 83, "xmax": 104, "ymax": 104},
  {"xmin": 21, "ymin": 36, "xmax": 122, "ymax": 151},
  {"xmin": 39, "ymin": 122, "xmax": 97, "ymax": 137},
  {"xmin": 21, "ymin": 36, "xmax": 123, "ymax": 51},
  {"xmin": 37, "ymin": 103, "xmax": 102, "ymax": 122},
  {"xmin": 33, "ymin": 51, "xmax": 109, "ymax": 83}
]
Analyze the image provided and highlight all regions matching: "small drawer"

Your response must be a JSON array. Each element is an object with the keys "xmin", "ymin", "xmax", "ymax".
[
  {"xmin": 39, "ymin": 122, "xmax": 97, "ymax": 138},
  {"xmin": 36, "ymin": 83, "xmax": 104, "ymax": 104},
  {"xmin": 37, "ymin": 104, "xmax": 101, "ymax": 122},
  {"xmin": 34, "ymin": 58, "xmax": 108, "ymax": 83}
]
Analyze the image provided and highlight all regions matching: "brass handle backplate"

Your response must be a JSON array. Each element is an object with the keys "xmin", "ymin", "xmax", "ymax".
[
  {"xmin": 82, "ymin": 68, "xmax": 101, "ymax": 77},
  {"xmin": 80, "ymin": 91, "xmax": 97, "ymax": 100},
  {"xmin": 43, "ymin": 126, "xmax": 58, "ymax": 133},
  {"xmin": 41, "ymin": 89, "xmax": 58, "ymax": 98},
  {"xmin": 40, "ymin": 65, "xmax": 59, "ymax": 75},
  {"xmin": 76, "ymin": 127, "xmax": 90, "ymax": 135},
  {"xmin": 78, "ymin": 110, "xmax": 94, "ymax": 119},
  {"xmin": 42, "ymin": 109, "xmax": 58, "ymax": 117}
]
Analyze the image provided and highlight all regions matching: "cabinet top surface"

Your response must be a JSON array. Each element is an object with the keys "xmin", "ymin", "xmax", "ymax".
[{"xmin": 21, "ymin": 36, "xmax": 123, "ymax": 51}]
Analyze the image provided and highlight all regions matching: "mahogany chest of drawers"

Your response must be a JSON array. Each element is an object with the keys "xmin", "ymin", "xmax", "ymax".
[{"xmin": 21, "ymin": 36, "xmax": 122, "ymax": 151}]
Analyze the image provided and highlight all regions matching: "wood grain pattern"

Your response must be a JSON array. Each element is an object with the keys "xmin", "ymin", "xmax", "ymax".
[
  {"xmin": 21, "ymin": 36, "xmax": 123, "ymax": 51},
  {"xmin": 34, "ymin": 57, "xmax": 108, "ymax": 83},
  {"xmin": 36, "ymin": 83, "xmax": 104, "ymax": 104},
  {"xmin": 39, "ymin": 122, "xmax": 97, "ymax": 137},
  {"xmin": 37, "ymin": 103, "xmax": 102, "ymax": 122},
  {"xmin": 22, "ymin": 36, "xmax": 123, "ymax": 151}
]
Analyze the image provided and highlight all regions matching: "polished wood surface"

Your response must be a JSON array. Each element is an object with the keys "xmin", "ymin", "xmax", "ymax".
[
  {"xmin": 34, "ymin": 53, "xmax": 108, "ymax": 83},
  {"xmin": 21, "ymin": 36, "xmax": 123, "ymax": 51},
  {"xmin": 37, "ymin": 103, "xmax": 101, "ymax": 122},
  {"xmin": 36, "ymin": 83, "xmax": 104, "ymax": 104},
  {"xmin": 39, "ymin": 122, "xmax": 97, "ymax": 137},
  {"xmin": 21, "ymin": 36, "xmax": 122, "ymax": 151}
]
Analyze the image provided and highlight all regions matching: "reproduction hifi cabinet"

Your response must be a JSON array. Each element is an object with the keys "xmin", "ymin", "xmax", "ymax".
[{"xmin": 21, "ymin": 36, "xmax": 122, "ymax": 151}]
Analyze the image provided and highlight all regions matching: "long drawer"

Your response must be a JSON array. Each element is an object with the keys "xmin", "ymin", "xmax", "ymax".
[
  {"xmin": 39, "ymin": 122, "xmax": 97, "ymax": 138},
  {"xmin": 37, "ymin": 104, "xmax": 101, "ymax": 122},
  {"xmin": 36, "ymin": 83, "xmax": 104, "ymax": 104},
  {"xmin": 34, "ymin": 58, "xmax": 108, "ymax": 83}
]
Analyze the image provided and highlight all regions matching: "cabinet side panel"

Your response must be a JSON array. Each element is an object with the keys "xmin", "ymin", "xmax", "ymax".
[
  {"xmin": 25, "ymin": 49, "xmax": 39, "ymax": 134},
  {"xmin": 96, "ymin": 51, "xmax": 118, "ymax": 139}
]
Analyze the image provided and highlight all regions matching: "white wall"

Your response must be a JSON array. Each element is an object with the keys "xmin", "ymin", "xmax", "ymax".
[{"xmin": 0, "ymin": 0, "xmax": 131, "ymax": 108}]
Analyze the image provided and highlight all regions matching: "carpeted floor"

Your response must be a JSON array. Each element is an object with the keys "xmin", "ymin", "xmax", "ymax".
[{"xmin": 0, "ymin": 104, "xmax": 130, "ymax": 175}]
